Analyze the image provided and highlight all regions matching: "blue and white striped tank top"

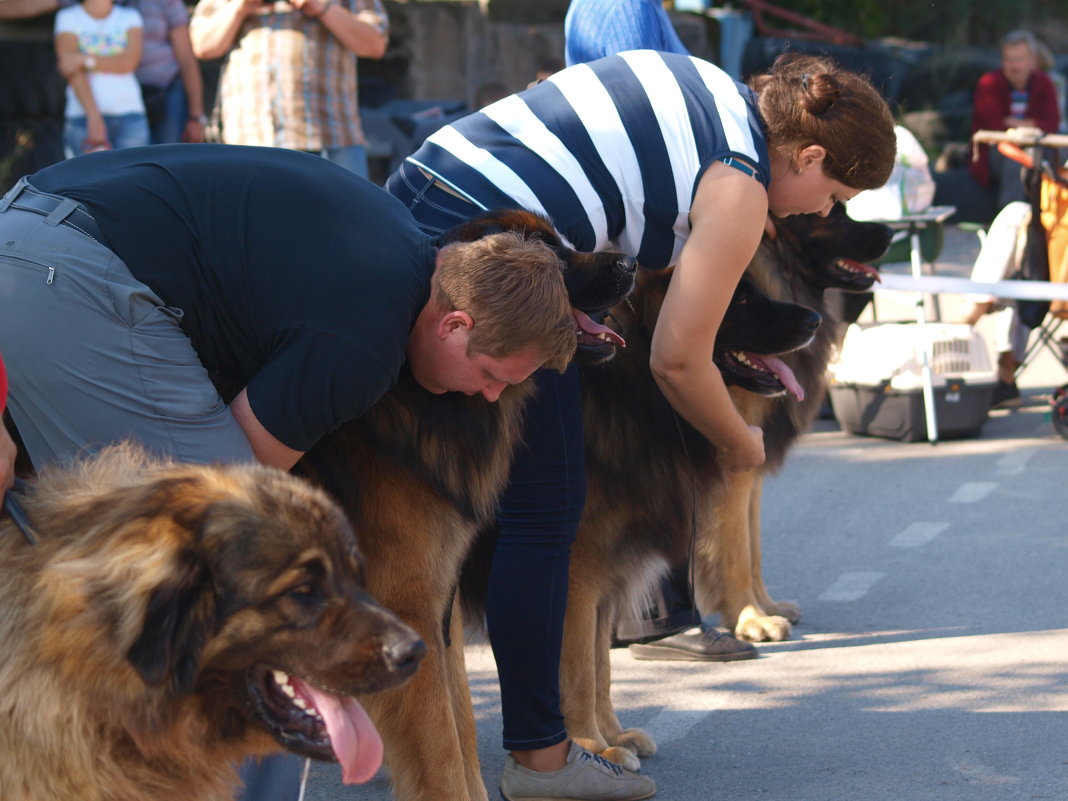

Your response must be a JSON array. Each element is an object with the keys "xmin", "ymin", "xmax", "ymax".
[{"xmin": 406, "ymin": 50, "xmax": 770, "ymax": 271}]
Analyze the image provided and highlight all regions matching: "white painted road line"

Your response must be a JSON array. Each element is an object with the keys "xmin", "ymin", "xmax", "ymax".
[
  {"xmin": 948, "ymin": 482, "xmax": 997, "ymax": 503},
  {"xmin": 818, "ymin": 572, "xmax": 884, "ymax": 602},
  {"xmin": 996, "ymin": 449, "xmax": 1036, "ymax": 475},
  {"xmin": 640, "ymin": 696, "xmax": 728, "ymax": 745},
  {"xmin": 890, "ymin": 521, "xmax": 949, "ymax": 548}
]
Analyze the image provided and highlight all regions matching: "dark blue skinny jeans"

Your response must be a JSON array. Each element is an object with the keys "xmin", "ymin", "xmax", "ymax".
[{"xmin": 386, "ymin": 162, "xmax": 583, "ymax": 750}]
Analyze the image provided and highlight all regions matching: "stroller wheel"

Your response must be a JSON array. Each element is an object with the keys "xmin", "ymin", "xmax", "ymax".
[{"xmin": 1052, "ymin": 384, "xmax": 1068, "ymax": 441}]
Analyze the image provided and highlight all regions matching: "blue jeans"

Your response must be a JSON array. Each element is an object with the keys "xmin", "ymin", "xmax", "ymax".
[
  {"xmin": 63, "ymin": 112, "xmax": 150, "ymax": 157},
  {"xmin": 147, "ymin": 77, "xmax": 189, "ymax": 145},
  {"xmin": 319, "ymin": 144, "xmax": 369, "ymax": 178},
  {"xmin": 386, "ymin": 161, "xmax": 583, "ymax": 751}
]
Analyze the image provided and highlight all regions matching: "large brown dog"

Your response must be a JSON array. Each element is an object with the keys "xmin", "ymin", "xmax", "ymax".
[
  {"xmin": 0, "ymin": 444, "xmax": 423, "ymax": 801},
  {"xmin": 294, "ymin": 209, "xmax": 635, "ymax": 801},
  {"xmin": 458, "ymin": 268, "xmax": 820, "ymax": 771},
  {"xmin": 555, "ymin": 269, "xmax": 821, "ymax": 769},
  {"xmin": 694, "ymin": 206, "xmax": 893, "ymax": 641}
]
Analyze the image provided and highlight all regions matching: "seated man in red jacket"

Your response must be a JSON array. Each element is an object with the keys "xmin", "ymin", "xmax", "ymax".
[{"xmin": 970, "ymin": 29, "xmax": 1061, "ymax": 211}]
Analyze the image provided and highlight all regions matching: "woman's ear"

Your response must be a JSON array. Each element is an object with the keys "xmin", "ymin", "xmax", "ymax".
[{"xmin": 797, "ymin": 144, "xmax": 827, "ymax": 171}]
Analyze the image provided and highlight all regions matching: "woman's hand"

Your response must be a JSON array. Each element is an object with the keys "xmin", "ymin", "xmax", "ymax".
[
  {"xmin": 56, "ymin": 50, "xmax": 88, "ymax": 79},
  {"xmin": 718, "ymin": 424, "xmax": 765, "ymax": 472},
  {"xmin": 84, "ymin": 115, "xmax": 110, "ymax": 152}
]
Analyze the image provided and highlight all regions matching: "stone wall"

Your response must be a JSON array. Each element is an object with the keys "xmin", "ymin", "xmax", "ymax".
[{"xmin": 365, "ymin": 1, "xmax": 712, "ymax": 107}]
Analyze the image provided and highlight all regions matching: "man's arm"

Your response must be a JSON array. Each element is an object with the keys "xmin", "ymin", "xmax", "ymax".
[
  {"xmin": 168, "ymin": 24, "xmax": 207, "ymax": 142},
  {"xmin": 189, "ymin": 0, "xmax": 260, "ymax": 61},
  {"xmin": 291, "ymin": 0, "xmax": 387, "ymax": 58},
  {"xmin": 229, "ymin": 388, "xmax": 305, "ymax": 471},
  {"xmin": 1029, "ymin": 72, "xmax": 1061, "ymax": 134}
]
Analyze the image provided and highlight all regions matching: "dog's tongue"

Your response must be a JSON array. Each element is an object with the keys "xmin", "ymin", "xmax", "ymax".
[
  {"xmin": 572, "ymin": 309, "xmax": 626, "ymax": 347},
  {"xmin": 291, "ymin": 678, "xmax": 384, "ymax": 785},
  {"xmin": 746, "ymin": 353, "xmax": 805, "ymax": 401}
]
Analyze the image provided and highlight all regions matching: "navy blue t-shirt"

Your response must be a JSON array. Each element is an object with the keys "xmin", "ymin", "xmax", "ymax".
[{"xmin": 31, "ymin": 144, "xmax": 437, "ymax": 451}]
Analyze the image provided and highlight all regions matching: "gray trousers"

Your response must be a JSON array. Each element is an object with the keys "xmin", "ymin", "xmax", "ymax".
[
  {"xmin": 0, "ymin": 182, "xmax": 252, "ymax": 468},
  {"xmin": 0, "ymin": 180, "xmax": 304, "ymax": 800}
]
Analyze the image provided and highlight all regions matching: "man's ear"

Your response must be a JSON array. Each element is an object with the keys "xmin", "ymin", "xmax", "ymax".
[{"xmin": 435, "ymin": 309, "xmax": 474, "ymax": 339}]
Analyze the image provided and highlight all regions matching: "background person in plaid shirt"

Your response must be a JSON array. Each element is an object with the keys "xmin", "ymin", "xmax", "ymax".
[{"xmin": 189, "ymin": 0, "xmax": 387, "ymax": 178}]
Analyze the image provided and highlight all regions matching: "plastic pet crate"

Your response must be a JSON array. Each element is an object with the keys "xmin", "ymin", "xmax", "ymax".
[{"xmin": 828, "ymin": 322, "xmax": 997, "ymax": 441}]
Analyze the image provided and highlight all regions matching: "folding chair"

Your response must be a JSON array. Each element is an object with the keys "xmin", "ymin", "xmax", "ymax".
[{"xmin": 997, "ymin": 142, "xmax": 1068, "ymax": 377}]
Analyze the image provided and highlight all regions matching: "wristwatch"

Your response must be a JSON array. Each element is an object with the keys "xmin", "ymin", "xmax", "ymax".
[
  {"xmin": 189, "ymin": 115, "xmax": 210, "ymax": 126},
  {"xmin": 84, "ymin": 55, "xmax": 97, "ymax": 72}
]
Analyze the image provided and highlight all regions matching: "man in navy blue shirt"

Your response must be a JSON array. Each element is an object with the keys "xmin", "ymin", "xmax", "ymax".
[
  {"xmin": 0, "ymin": 142, "xmax": 577, "ymax": 801},
  {"xmin": 0, "ymin": 144, "xmax": 575, "ymax": 476}
]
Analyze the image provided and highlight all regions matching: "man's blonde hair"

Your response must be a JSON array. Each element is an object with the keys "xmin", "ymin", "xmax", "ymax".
[{"xmin": 435, "ymin": 232, "xmax": 576, "ymax": 371}]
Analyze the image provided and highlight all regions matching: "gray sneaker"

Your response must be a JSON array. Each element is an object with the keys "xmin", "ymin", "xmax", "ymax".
[{"xmin": 499, "ymin": 740, "xmax": 656, "ymax": 801}]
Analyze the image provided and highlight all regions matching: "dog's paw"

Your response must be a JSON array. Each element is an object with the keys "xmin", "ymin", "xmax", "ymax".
[
  {"xmin": 614, "ymin": 727, "xmax": 657, "ymax": 759},
  {"xmin": 572, "ymin": 735, "xmax": 609, "ymax": 756},
  {"xmin": 736, "ymin": 613, "xmax": 792, "ymax": 642},
  {"xmin": 600, "ymin": 745, "xmax": 642, "ymax": 772}
]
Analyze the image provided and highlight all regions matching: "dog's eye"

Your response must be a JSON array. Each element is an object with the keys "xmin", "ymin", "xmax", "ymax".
[{"xmin": 285, "ymin": 583, "xmax": 320, "ymax": 603}]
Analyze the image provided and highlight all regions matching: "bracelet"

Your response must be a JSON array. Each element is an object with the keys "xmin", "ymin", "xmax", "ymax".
[
  {"xmin": 188, "ymin": 115, "xmax": 210, "ymax": 126},
  {"xmin": 312, "ymin": 0, "xmax": 334, "ymax": 17}
]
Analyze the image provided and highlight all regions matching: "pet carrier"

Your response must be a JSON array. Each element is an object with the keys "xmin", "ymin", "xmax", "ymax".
[{"xmin": 828, "ymin": 322, "xmax": 997, "ymax": 441}]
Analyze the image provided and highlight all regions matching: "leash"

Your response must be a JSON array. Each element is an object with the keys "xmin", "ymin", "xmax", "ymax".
[
  {"xmin": 296, "ymin": 758, "xmax": 311, "ymax": 801},
  {"xmin": 3, "ymin": 477, "xmax": 39, "ymax": 546},
  {"xmin": 670, "ymin": 410, "xmax": 702, "ymax": 630}
]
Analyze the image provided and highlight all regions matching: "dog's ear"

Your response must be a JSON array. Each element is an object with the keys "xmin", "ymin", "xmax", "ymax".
[{"xmin": 126, "ymin": 548, "xmax": 217, "ymax": 696}]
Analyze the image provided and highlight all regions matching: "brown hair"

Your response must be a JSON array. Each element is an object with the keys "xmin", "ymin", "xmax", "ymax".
[
  {"xmin": 435, "ymin": 232, "xmax": 576, "ymax": 371},
  {"xmin": 749, "ymin": 53, "xmax": 896, "ymax": 191}
]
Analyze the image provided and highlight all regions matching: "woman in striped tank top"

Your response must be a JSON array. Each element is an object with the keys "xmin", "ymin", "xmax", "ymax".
[{"xmin": 387, "ymin": 51, "xmax": 895, "ymax": 801}]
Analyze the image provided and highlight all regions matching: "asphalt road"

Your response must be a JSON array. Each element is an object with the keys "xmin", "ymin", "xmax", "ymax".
[{"xmin": 305, "ymin": 225, "xmax": 1068, "ymax": 801}]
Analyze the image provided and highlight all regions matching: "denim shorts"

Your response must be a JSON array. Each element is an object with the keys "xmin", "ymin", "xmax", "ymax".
[{"xmin": 63, "ymin": 112, "xmax": 151, "ymax": 158}]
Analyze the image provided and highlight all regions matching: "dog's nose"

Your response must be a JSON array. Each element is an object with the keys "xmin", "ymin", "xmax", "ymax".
[
  {"xmin": 618, "ymin": 258, "xmax": 637, "ymax": 276},
  {"xmin": 803, "ymin": 309, "xmax": 821, "ymax": 332},
  {"xmin": 384, "ymin": 635, "xmax": 427, "ymax": 676}
]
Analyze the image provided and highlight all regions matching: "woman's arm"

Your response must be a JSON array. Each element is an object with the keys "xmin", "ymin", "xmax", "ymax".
[
  {"xmin": 168, "ymin": 23, "xmax": 207, "ymax": 142},
  {"xmin": 55, "ymin": 30, "xmax": 108, "ymax": 146},
  {"xmin": 649, "ymin": 162, "xmax": 768, "ymax": 471},
  {"xmin": 292, "ymin": 0, "xmax": 387, "ymax": 57},
  {"xmin": 57, "ymin": 26, "xmax": 143, "ymax": 76},
  {"xmin": 189, "ymin": 0, "xmax": 260, "ymax": 61},
  {"xmin": 0, "ymin": 0, "xmax": 58, "ymax": 19}
]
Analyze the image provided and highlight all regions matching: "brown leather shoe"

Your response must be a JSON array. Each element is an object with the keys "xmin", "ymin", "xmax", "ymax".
[{"xmin": 627, "ymin": 627, "xmax": 758, "ymax": 662}]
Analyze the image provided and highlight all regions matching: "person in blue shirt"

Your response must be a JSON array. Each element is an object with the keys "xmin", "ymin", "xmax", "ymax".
[{"xmin": 564, "ymin": 0, "xmax": 688, "ymax": 66}]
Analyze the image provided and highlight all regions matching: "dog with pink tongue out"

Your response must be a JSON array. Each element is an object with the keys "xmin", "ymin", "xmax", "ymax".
[
  {"xmin": 280, "ymin": 674, "xmax": 386, "ymax": 784},
  {"xmin": 0, "ymin": 444, "xmax": 425, "ymax": 801}
]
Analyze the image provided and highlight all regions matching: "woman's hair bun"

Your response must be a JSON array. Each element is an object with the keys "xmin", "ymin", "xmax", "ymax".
[{"xmin": 799, "ymin": 71, "xmax": 840, "ymax": 117}]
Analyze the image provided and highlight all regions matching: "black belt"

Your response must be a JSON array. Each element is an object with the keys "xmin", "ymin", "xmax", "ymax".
[{"xmin": 3, "ymin": 184, "xmax": 107, "ymax": 245}]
